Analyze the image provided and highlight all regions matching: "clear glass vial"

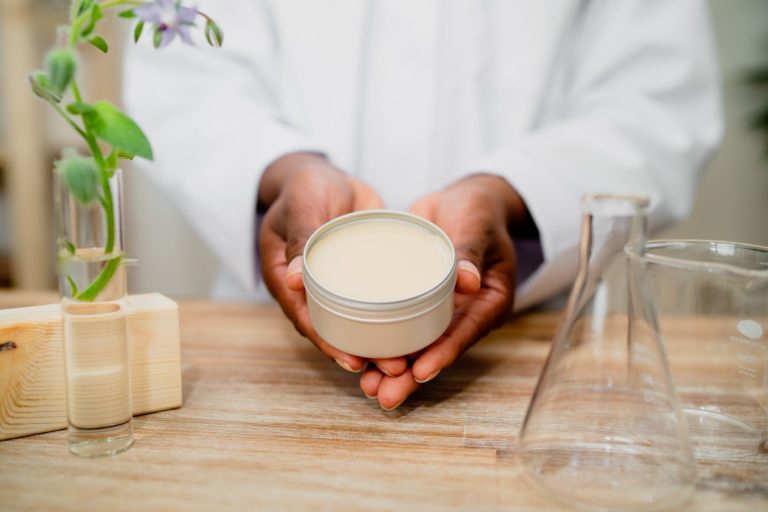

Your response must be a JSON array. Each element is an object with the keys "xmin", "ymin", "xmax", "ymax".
[{"xmin": 55, "ymin": 169, "xmax": 134, "ymax": 457}]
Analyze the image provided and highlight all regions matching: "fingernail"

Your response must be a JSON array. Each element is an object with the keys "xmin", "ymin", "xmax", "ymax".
[
  {"xmin": 335, "ymin": 358, "xmax": 361, "ymax": 373},
  {"xmin": 414, "ymin": 369, "xmax": 441, "ymax": 384},
  {"xmin": 458, "ymin": 260, "xmax": 481, "ymax": 280},
  {"xmin": 286, "ymin": 256, "xmax": 303, "ymax": 279},
  {"xmin": 364, "ymin": 393, "xmax": 377, "ymax": 400},
  {"xmin": 380, "ymin": 398, "xmax": 406, "ymax": 411},
  {"xmin": 375, "ymin": 363, "xmax": 393, "ymax": 377}
]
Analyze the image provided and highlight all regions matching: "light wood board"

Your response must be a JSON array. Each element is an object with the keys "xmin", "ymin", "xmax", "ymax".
[{"xmin": 0, "ymin": 293, "xmax": 182, "ymax": 440}]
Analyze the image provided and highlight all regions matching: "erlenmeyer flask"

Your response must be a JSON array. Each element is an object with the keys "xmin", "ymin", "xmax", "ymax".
[{"xmin": 518, "ymin": 194, "xmax": 694, "ymax": 511}]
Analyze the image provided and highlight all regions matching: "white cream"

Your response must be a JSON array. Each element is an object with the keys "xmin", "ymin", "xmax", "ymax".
[
  {"xmin": 303, "ymin": 211, "xmax": 457, "ymax": 358},
  {"xmin": 306, "ymin": 218, "xmax": 453, "ymax": 302}
]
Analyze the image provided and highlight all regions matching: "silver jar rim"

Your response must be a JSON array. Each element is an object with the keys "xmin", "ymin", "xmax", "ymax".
[{"xmin": 302, "ymin": 210, "xmax": 457, "ymax": 322}]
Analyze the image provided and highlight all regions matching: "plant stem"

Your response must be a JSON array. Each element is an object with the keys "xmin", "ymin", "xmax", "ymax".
[
  {"xmin": 98, "ymin": 0, "xmax": 144, "ymax": 9},
  {"xmin": 50, "ymin": 102, "xmax": 88, "ymax": 139},
  {"xmin": 68, "ymin": 8, "xmax": 89, "ymax": 47},
  {"xmin": 71, "ymin": 81, "xmax": 84, "ymax": 103},
  {"xmin": 70, "ymin": 78, "xmax": 119, "ymax": 301},
  {"xmin": 76, "ymin": 255, "xmax": 122, "ymax": 301},
  {"xmin": 71, "ymin": 80, "xmax": 116, "ymax": 256}
]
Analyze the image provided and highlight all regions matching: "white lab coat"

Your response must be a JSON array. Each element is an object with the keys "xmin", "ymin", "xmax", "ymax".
[{"xmin": 123, "ymin": 0, "xmax": 722, "ymax": 310}]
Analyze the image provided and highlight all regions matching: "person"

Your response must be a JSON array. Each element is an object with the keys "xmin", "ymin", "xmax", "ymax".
[{"xmin": 124, "ymin": 0, "xmax": 722, "ymax": 410}]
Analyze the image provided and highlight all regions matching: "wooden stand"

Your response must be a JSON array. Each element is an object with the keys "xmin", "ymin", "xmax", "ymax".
[{"xmin": 0, "ymin": 293, "xmax": 182, "ymax": 440}]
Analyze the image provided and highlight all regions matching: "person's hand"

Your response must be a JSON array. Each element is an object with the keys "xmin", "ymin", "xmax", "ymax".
[
  {"xmin": 359, "ymin": 173, "xmax": 535, "ymax": 409},
  {"xmin": 258, "ymin": 152, "xmax": 384, "ymax": 373}
]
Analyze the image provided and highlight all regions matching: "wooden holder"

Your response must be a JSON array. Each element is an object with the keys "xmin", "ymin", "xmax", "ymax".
[{"xmin": 0, "ymin": 293, "xmax": 182, "ymax": 441}]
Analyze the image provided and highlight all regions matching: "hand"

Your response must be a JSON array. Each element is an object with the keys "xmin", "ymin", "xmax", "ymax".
[
  {"xmin": 258, "ymin": 153, "xmax": 384, "ymax": 372},
  {"xmin": 359, "ymin": 174, "xmax": 534, "ymax": 409}
]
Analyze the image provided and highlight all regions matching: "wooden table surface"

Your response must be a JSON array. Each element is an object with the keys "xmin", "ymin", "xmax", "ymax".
[{"xmin": 0, "ymin": 296, "xmax": 766, "ymax": 511}]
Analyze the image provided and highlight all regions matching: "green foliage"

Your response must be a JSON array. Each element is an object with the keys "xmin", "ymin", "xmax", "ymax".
[
  {"xmin": 54, "ymin": 150, "xmax": 101, "ymax": 206},
  {"xmin": 745, "ymin": 63, "xmax": 768, "ymax": 156},
  {"xmin": 134, "ymin": 21, "xmax": 145, "ymax": 43},
  {"xmin": 45, "ymin": 48, "xmax": 77, "ymax": 96},
  {"xmin": 70, "ymin": 101, "xmax": 154, "ymax": 160},
  {"xmin": 153, "ymin": 27, "xmax": 163, "ymax": 48},
  {"xmin": 79, "ymin": 4, "xmax": 103, "ymax": 38},
  {"xmin": 66, "ymin": 275, "xmax": 79, "ymax": 297},
  {"xmin": 745, "ymin": 67, "xmax": 768, "ymax": 85},
  {"xmin": 70, "ymin": 0, "xmax": 91, "ymax": 23},
  {"xmin": 28, "ymin": 71, "xmax": 62, "ymax": 103},
  {"xmin": 205, "ymin": 19, "xmax": 224, "ymax": 48},
  {"xmin": 88, "ymin": 35, "xmax": 109, "ymax": 53},
  {"xmin": 29, "ymin": 0, "xmax": 223, "ymax": 300}
]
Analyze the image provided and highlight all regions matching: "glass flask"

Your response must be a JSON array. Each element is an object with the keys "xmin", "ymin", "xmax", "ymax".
[
  {"xmin": 55, "ymin": 169, "xmax": 134, "ymax": 457},
  {"xmin": 519, "ymin": 194, "xmax": 694, "ymax": 511},
  {"xmin": 638, "ymin": 240, "xmax": 768, "ymax": 459}
]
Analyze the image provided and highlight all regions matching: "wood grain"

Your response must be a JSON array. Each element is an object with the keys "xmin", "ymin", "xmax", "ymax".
[
  {"xmin": 0, "ymin": 301, "xmax": 765, "ymax": 511},
  {"xmin": 0, "ymin": 294, "xmax": 181, "ymax": 440}
]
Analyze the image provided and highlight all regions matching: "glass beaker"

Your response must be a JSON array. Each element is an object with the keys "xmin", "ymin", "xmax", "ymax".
[
  {"xmin": 519, "ymin": 195, "xmax": 694, "ymax": 511},
  {"xmin": 635, "ymin": 240, "xmax": 768, "ymax": 459}
]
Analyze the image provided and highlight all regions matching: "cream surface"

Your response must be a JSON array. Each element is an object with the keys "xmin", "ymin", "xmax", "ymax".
[{"xmin": 307, "ymin": 218, "xmax": 453, "ymax": 302}]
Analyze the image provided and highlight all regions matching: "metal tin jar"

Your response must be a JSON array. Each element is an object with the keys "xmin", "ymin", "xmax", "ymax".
[{"xmin": 303, "ymin": 210, "xmax": 457, "ymax": 359}]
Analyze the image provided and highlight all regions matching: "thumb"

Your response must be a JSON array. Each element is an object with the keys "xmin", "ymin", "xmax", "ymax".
[
  {"xmin": 456, "ymin": 259, "xmax": 482, "ymax": 294},
  {"xmin": 283, "ymin": 217, "xmax": 322, "ymax": 291},
  {"xmin": 451, "ymin": 230, "xmax": 488, "ymax": 294},
  {"xmin": 286, "ymin": 256, "xmax": 304, "ymax": 291}
]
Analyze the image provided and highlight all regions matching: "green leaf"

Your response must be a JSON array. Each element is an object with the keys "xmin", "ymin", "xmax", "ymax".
[
  {"xmin": 54, "ymin": 151, "xmax": 101, "ymax": 205},
  {"xmin": 204, "ymin": 19, "xmax": 224, "ymax": 48},
  {"xmin": 45, "ymin": 48, "xmax": 77, "ymax": 96},
  {"xmin": 66, "ymin": 101, "xmax": 93, "ymax": 115},
  {"xmin": 80, "ymin": 4, "xmax": 103, "ymax": 38},
  {"xmin": 75, "ymin": 0, "xmax": 94, "ymax": 18},
  {"xmin": 153, "ymin": 28, "xmax": 163, "ymax": 48},
  {"xmin": 65, "ymin": 240, "xmax": 77, "ymax": 256},
  {"xmin": 118, "ymin": 9, "xmax": 136, "ymax": 19},
  {"xmin": 134, "ymin": 21, "xmax": 145, "ymax": 43},
  {"xmin": 28, "ymin": 71, "xmax": 62, "ymax": 103},
  {"xmin": 117, "ymin": 150, "xmax": 135, "ymax": 160},
  {"xmin": 106, "ymin": 148, "xmax": 118, "ymax": 170},
  {"xmin": 88, "ymin": 35, "xmax": 109, "ymax": 53},
  {"xmin": 82, "ymin": 101, "xmax": 154, "ymax": 160},
  {"xmin": 66, "ymin": 275, "xmax": 79, "ymax": 297}
]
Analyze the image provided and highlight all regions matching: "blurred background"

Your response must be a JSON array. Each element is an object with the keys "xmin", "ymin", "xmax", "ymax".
[{"xmin": 0, "ymin": 0, "xmax": 767, "ymax": 299}]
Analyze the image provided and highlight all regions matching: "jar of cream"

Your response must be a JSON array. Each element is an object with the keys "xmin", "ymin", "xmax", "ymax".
[{"xmin": 303, "ymin": 210, "xmax": 457, "ymax": 359}]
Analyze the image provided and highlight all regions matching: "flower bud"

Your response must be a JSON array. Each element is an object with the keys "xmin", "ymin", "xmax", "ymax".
[
  {"xmin": 45, "ymin": 48, "xmax": 77, "ymax": 96},
  {"xmin": 55, "ymin": 150, "xmax": 101, "ymax": 206}
]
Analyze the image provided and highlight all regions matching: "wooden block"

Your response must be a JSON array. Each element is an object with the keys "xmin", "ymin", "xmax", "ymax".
[{"xmin": 0, "ymin": 293, "xmax": 182, "ymax": 440}]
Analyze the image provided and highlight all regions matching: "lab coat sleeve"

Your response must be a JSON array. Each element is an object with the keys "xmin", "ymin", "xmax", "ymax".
[
  {"xmin": 123, "ymin": 0, "xmax": 323, "ymax": 293},
  {"xmin": 466, "ymin": 0, "xmax": 723, "ymax": 311}
]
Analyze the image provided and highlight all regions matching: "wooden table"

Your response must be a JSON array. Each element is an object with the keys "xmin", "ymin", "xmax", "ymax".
[{"xmin": 0, "ymin": 298, "xmax": 766, "ymax": 511}]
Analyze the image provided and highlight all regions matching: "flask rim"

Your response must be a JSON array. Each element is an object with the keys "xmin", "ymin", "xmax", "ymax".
[
  {"xmin": 581, "ymin": 193, "xmax": 650, "ymax": 216},
  {"xmin": 627, "ymin": 239, "xmax": 768, "ymax": 279}
]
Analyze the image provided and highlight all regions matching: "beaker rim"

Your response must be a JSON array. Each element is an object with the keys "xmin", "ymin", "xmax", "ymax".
[
  {"xmin": 627, "ymin": 239, "xmax": 768, "ymax": 278},
  {"xmin": 581, "ymin": 194, "xmax": 650, "ymax": 216}
]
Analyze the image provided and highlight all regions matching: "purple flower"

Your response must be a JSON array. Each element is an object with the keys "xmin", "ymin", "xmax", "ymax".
[{"xmin": 134, "ymin": 0, "xmax": 198, "ymax": 48}]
